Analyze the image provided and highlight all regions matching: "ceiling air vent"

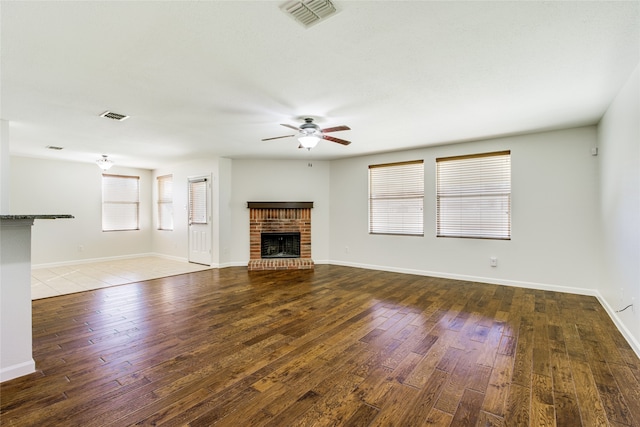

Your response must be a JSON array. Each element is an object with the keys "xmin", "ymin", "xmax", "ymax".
[
  {"xmin": 282, "ymin": 0, "xmax": 337, "ymax": 28},
  {"xmin": 46, "ymin": 145, "xmax": 64, "ymax": 150},
  {"xmin": 100, "ymin": 111, "xmax": 129, "ymax": 121}
]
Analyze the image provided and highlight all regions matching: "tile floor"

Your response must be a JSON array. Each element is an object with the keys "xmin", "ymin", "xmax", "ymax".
[{"xmin": 31, "ymin": 256, "xmax": 212, "ymax": 300}]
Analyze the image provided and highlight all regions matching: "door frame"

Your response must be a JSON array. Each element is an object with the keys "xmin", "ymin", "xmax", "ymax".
[{"xmin": 187, "ymin": 174, "xmax": 212, "ymax": 266}]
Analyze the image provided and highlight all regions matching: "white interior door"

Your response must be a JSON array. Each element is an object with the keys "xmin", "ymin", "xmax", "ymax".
[{"xmin": 188, "ymin": 176, "xmax": 212, "ymax": 265}]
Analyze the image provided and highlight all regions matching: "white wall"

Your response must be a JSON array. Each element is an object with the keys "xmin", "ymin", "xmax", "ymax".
[
  {"xmin": 329, "ymin": 126, "xmax": 602, "ymax": 293},
  {"xmin": 8, "ymin": 119, "xmax": 638, "ymax": 352},
  {"xmin": 227, "ymin": 159, "xmax": 331, "ymax": 265},
  {"xmin": 0, "ymin": 120, "xmax": 10, "ymax": 213},
  {"xmin": 597, "ymin": 64, "xmax": 640, "ymax": 350},
  {"xmin": 217, "ymin": 157, "xmax": 233, "ymax": 266},
  {"xmin": 10, "ymin": 156, "xmax": 152, "ymax": 265}
]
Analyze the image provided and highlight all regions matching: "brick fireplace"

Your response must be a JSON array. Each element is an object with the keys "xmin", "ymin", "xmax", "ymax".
[{"xmin": 247, "ymin": 202, "xmax": 314, "ymax": 271}]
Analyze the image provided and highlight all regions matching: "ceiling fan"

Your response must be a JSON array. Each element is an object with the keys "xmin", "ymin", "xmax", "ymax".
[{"xmin": 262, "ymin": 117, "xmax": 351, "ymax": 149}]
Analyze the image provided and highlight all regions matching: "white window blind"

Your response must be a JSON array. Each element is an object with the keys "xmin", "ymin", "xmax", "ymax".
[
  {"xmin": 157, "ymin": 174, "xmax": 173, "ymax": 231},
  {"xmin": 369, "ymin": 160, "xmax": 424, "ymax": 236},
  {"xmin": 102, "ymin": 174, "xmax": 140, "ymax": 231},
  {"xmin": 189, "ymin": 178, "xmax": 207, "ymax": 225},
  {"xmin": 436, "ymin": 150, "xmax": 511, "ymax": 240}
]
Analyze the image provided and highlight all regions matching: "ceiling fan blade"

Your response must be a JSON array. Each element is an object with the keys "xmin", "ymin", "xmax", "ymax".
[
  {"xmin": 262, "ymin": 134, "xmax": 295, "ymax": 141},
  {"xmin": 280, "ymin": 124, "xmax": 300, "ymax": 131},
  {"xmin": 321, "ymin": 125, "xmax": 350, "ymax": 133},
  {"xmin": 322, "ymin": 134, "xmax": 351, "ymax": 145}
]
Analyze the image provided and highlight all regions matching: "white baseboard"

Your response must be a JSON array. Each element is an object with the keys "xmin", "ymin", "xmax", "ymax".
[
  {"xmin": 329, "ymin": 260, "xmax": 596, "ymax": 294},
  {"xmin": 0, "ymin": 359, "xmax": 35, "ymax": 383},
  {"xmin": 329, "ymin": 259, "xmax": 639, "ymax": 358},
  {"xmin": 29, "ymin": 256, "xmax": 640, "ymax": 359},
  {"xmin": 219, "ymin": 261, "xmax": 249, "ymax": 268},
  {"xmin": 33, "ymin": 254, "xmax": 244, "ymax": 270},
  {"xmin": 596, "ymin": 295, "xmax": 640, "ymax": 359},
  {"xmin": 32, "ymin": 252, "xmax": 158, "ymax": 269}
]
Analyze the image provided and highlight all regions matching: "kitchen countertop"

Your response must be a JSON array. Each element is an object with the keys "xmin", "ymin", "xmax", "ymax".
[{"xmin": 0, "ymin": 215, "xmax": 74, "ymax": 220}]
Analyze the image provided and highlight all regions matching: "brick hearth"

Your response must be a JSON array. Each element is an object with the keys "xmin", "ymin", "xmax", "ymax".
[{"xmin": 247, "ymin": 202, "xmax": 313, "ymax": 271}]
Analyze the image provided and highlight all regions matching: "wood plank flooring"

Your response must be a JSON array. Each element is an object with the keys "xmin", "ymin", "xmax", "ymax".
[{"xmin": 1, "ymin": 265, "xmax": 639, "ymax": 426}]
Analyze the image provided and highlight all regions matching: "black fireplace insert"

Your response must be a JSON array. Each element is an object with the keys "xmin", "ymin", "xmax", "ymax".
[{"xmin": 261, "ymin": 232, "xmax": 301, "ymax": 258}]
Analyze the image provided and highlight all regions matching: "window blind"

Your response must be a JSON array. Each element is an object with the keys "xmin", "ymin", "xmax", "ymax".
[
  {"xmin": 102, "ymin": 174, "xmax": 140, "ymax": 231},
  {"xmin": 157, "ymin": 174, "xmax": 173, "ymax": 230},
  {"xmin": 369, "ymin": 160, "xmax": 424, "ymax": 236},
  {"xmin": 436, "ymin": 151, "xmax": 511, "ymax": 239},
  {"xmin": 189, "ymin": 179, "xmax": 208, "ymax": 225}
]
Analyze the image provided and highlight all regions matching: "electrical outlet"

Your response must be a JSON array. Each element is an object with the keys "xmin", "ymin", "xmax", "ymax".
[{"xmin": 490, "ymin": 257, "xmax": 497, "ymax": 267}]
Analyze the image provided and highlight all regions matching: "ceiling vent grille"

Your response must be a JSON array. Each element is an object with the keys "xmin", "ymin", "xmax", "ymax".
[
  {"xmin": 282, "ymin": 0, "xmax": 337, "ymax": 28},
  {"xmin": 100, "ymin": 111, "xmax": 129, "ymax": 121},
  {"xmin": 46, "ymin": 145, "xmax": 64, "ymax": 150}
]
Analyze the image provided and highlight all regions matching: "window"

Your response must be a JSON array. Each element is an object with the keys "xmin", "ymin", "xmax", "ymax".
[
  {"xmin": 102, "ymin": 174, "xmax": 140, "ymax": 231},
  {"xmin": 188, "ymin": 178, "xmax": 208, "ymax": 225},
  {"xmin": 157, "ymin": 174, "xmax": 173, "ymax": 230},
  {"xmin": 369, "ymin": 160, "xmax": 424, "ymax": 236},
  {"xmin": 436, "ymin": 150, "xmax": 511, "ymax": 239}
]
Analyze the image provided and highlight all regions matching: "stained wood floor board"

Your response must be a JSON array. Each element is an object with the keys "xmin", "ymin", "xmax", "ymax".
[{"xmin": 1, "ymin": 265, "xmax": 639, "ymax": 427}]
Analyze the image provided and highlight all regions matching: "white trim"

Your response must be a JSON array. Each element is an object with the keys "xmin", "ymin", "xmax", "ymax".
[
  {"xmin": 329, "ymin": 259, "xmax": 595, "ymax": 294},
  {"xmin": 218, "ymin": 261, "xmax": 247, "ymax": 268},
  {"xmin": 31, "ymin": 252, "xmax": 208, "ymax": 270},
  {"xmin": 0, "ymin": 359, "xmax": 35, "ymax": 383},
  {"xmin": 329, "ymin": 259, "xmax": 639, "ymax": 358},
  {"xmin": 28, "ymin": 255, "xmax": 640, "ymax": 359},
  {"xmin": 187, "ymin": 174, "xmax": 213, "ymax": 266},
  {"xmin": 32, "ymin": 252, "xmax": 158, "ymax": 269},
  {"xmin": 596, "ymin": 295, "xmax": 640, "ymax": 359}
]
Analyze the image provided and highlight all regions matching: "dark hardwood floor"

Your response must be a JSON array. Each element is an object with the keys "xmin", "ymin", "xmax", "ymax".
[{"xmin": 1, "ymin": 265, "xmax": 639, "ymax": 426}]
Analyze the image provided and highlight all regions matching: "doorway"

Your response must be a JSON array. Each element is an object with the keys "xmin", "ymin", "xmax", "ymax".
[{"xmin": 188, "ymin": 176, "xmax": 212, "ymax": 265}]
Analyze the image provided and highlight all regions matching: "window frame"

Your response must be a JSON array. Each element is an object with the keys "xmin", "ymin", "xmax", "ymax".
[
  {"xmin": 188, "ymin": 178, "xmax": 208, "ymax": 225},
  {"xmin": 368, "ymin": 159, "xmax": 425, "ymax": 236},
  {"xmin": 157, "ymin": 174, "xmax": 173, "ymax": 231},
  {"xmin": 436, "ymin": 150, "xmax": 511, "ymax": 240},
  {"xmin": 102, "ymin": 173, "xmax": 140, "ymax": 232}
]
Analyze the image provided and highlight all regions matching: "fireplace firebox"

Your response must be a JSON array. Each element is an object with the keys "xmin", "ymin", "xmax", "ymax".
[{"xmin": 261, "ymin": 232, "xmax": 300, "ymax": 259}]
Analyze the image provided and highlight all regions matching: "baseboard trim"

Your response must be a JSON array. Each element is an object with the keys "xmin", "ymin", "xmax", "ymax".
[
  {"xmin": 29, "ymin": 256, "xmax": 640, "ymax": 359},
  {"xmin": 596, "ymin": 295, "xmax": 640, "ymax": 359},
  {"xmin": 329, "ymin": 260, "xmax": 596, "ymax": 295},
  {"xmin": 32, "ymin": 252, "xmax": 221, "ymax": 269},
  {"xmin": 32, "ymin": 253, "xmax": 158, "ymax": 269},
  {"xmin": 329, "ymin": 259, "xmax": 639, "ymax": 358},
  {"xmin": 0, "ymin": 359, "xmax": 35, "ymax": 383},
  {"xmin": 33, "ymin": 253, "xmax": 234, "ymax": 270}
]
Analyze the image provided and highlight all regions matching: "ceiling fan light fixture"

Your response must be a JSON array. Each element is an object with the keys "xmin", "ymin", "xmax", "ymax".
[
  {"xmin": 298, "ymin": 135, "xmax": 320, "ymax": 149},
  {"xmin": 262, "ymin": 117, "xmax": 351, "ymax": 147},
  {"xmin": 96, "ymin": 154, "xmax": 114, "ymax": 170}
]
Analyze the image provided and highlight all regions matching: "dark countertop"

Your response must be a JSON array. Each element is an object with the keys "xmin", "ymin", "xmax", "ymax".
[{"xmin": 0, "ymin": 215, "xmax": 74, "ymax": 220}]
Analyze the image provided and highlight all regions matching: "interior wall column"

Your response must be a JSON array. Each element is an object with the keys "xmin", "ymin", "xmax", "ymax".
[{"xmin": 0, "ymin": 120, "xmax": 10, "ymax": 213}]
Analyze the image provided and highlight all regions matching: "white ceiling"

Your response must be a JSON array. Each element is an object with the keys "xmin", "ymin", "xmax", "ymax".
[{"xmin": 2, "ymin": 1, "xmax": 639, "ymax": 170}]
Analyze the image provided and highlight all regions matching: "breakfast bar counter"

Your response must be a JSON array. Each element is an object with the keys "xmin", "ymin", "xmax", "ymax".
[{"xmin": 1, "ymin": 215, "xmax": 73, "ymax": 382}]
